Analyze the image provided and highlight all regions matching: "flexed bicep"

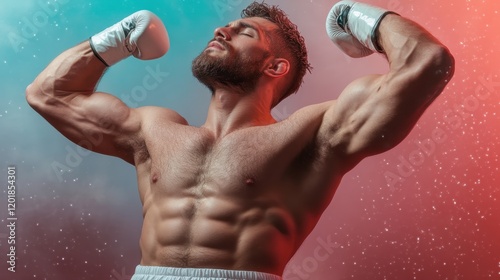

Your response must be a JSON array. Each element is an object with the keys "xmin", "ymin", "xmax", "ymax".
[
  {"xmin": 317, "ymin": 75, "xmax": 396, "ymax": 169},
  {"xmin": 319, "ymin": 1, "xmax": 454, "ymax": 171},
  {"xmin": 319, "ymin": 62, "xmax": 451, "ymax": 170},
  {"xmin": 321, "ymin": 74, "xmax": 420, "ymax": 161},
  {"xmin": 27, "ymin": 10, "xmax": 171, "ymax": 165},
  {"xmin": 27, "ymin": 86, "xmax": 141, "ymax": 164}
]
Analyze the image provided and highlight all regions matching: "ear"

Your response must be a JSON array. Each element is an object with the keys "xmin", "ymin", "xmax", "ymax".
[{"xmin": 264, "ymin": 58, "xmax": 290, "ymax": 78}]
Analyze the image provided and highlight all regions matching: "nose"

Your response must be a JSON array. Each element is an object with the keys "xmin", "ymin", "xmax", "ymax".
[{"xmin": 214, "ymin": 26, "xmax": 231, "ymax": 41}]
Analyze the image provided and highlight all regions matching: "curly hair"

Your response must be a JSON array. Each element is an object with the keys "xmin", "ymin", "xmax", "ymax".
[{"xmin": 241, "ymin": 1, "xmax": 312, "ymax": 106}]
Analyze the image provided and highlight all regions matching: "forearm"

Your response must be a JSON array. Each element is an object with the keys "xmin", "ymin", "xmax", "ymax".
[
  {"xmin": 376, "ymin": 14, "xmax": 454, "ymax": 75},
  {"xmin": 27, "ymin": 9, "xmax": 169, "ymax": 99},
  {"xmin": 322, "ymin": 1, "xmax": 455, "ymax": 162},
  {"xmin": 27, "ymin": 41, "xmax": 106, "ymax": 98},
  {"xmin": 327, "ymin": 1, "xmax": 454, "ymax": 75}
]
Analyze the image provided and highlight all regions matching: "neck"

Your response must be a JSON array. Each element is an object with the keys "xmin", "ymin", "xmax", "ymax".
[{"xmin": 202, "ymin": 86, "xmax": 276, "ymax": 138}]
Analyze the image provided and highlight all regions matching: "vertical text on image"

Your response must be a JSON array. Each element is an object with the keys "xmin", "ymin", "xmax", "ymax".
[{"xmin": 6, "ymin": 166, "xmax": 17, "ymax": 273}]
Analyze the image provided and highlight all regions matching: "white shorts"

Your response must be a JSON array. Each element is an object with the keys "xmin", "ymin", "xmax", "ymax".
[{"xmin": 130, "ymin": 265, "xmax": 283, "ymax": 280}]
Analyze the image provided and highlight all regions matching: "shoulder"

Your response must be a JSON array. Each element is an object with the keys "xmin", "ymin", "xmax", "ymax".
[
  {"xmin": 127, "ymin": 106, "xmax": 189, "ymax": 165},
  {"xmin": 131, "ymin": 106, "xmax": 189, "ymax": 147},
  {"xmin": 134, "ymin": 106, "xmax": 188, "ymax": 126},
  {"xmin": 283, "ymin": 101, "xmax": 335, "ymax": 123}
]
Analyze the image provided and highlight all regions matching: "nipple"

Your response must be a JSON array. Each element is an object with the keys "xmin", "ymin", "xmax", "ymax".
[
  {"xmin": 245, "ymin": 178, "xmax": 255, "ymax": 185},
  {"xmin": 152, "ymin": 173, "xmax": 159, "ymax": 184}
]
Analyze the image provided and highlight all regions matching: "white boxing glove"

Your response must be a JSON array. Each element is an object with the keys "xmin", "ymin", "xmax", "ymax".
[
  {"xmin": 326, "ymin": 1, "xmax": 396, "ymax": 57},
  {"xmin": 90, "ymin": 10, "xmax": 170, "ymax": 66}
]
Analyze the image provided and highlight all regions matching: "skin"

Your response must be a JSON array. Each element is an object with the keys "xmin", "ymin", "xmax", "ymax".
[{"xmin": 26, "ymin": 12, "xmax": 454, "ymax": 276}]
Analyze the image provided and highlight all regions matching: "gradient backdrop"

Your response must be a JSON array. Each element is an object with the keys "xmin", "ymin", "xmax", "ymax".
[{"xmin": 1, "ymin": 0, "xmax": 499, "ymax": 279}]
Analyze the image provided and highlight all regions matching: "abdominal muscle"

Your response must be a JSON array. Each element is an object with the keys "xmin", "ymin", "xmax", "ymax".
[
  {"xmin": 132, "ymin": 108, "xmax": 331, "ymax": 275},
  {"xmin": 138, "ymin": 185, "xmax": 297, "ymax": 275}
]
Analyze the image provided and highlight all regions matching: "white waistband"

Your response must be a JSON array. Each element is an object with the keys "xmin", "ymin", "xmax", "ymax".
[{"xmin": 131, "ymin": 265, "xmax": 283, "ymax": 280}]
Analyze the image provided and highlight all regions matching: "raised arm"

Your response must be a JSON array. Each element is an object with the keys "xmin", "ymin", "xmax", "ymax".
[
  {"xmin": 26, "ymin": 11, "xmax": 170, "ymax": 165},
  {"xmin": 318, "ymin": 1, "xmax": 455, "ymax": 171}
]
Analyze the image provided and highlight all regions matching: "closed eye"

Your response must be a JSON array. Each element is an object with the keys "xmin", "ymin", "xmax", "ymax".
[{"xmin": 225, "ymin": 20, "xmax": 259, "ymax": 38}]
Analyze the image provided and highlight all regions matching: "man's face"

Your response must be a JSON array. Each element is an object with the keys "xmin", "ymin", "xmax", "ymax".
[{"xmin": 192, "ymin": 17, "xmax": 276, "ymax": 93}]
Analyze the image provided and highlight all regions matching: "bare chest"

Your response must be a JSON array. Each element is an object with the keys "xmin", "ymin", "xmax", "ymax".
[{"xmin": 143, "ymin": 125, "xmax": 293, "ymax": 198}]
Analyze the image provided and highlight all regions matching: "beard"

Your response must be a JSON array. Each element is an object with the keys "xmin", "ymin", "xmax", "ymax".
[{"xmin": 192, "ymin": 43, "xmax": 268, "ymax": 94}]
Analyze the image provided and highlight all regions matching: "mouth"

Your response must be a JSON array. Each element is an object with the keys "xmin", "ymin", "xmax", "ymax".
[{"xmin": 206, "ymin": 40, "xmax": 226, "ymax": 51}]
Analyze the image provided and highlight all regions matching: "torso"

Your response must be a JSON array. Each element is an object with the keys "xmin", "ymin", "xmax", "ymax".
[{"xmin": 133, "ymin": 102, "xmax": 342, "ymax": 275}]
